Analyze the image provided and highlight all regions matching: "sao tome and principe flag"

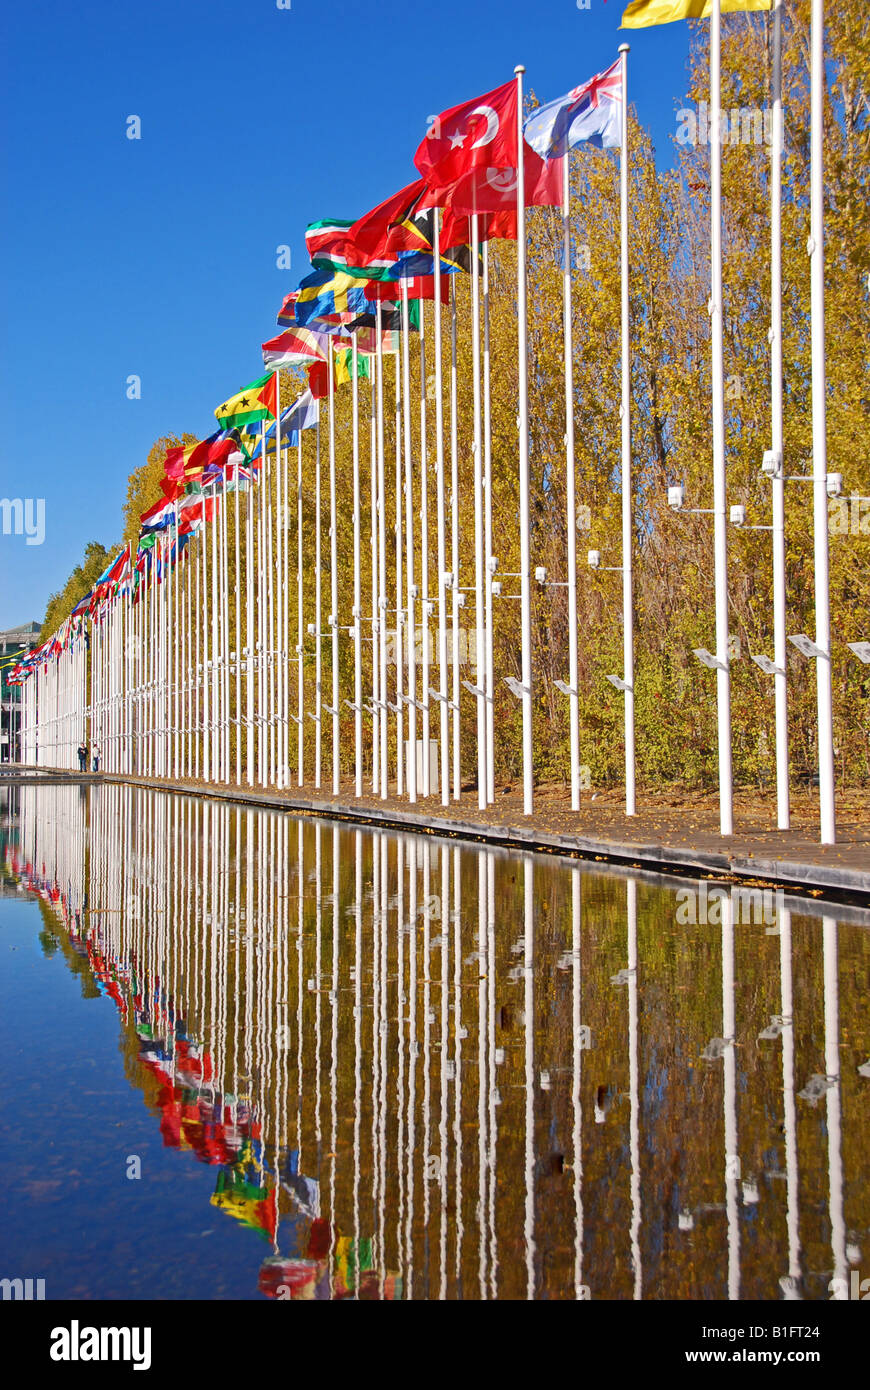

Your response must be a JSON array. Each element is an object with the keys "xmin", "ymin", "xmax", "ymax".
[
  {"xmin": 621, "ymin": 0, "xmax": 769, "ymax": 26},
  {"xmin": 214, "ymin": 372, "xmax": 277, "ymax": 430}
]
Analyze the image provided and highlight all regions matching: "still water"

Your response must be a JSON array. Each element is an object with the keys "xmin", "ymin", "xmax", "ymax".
[{"xmin": 1, "ymin": 781, "xmax": 867, "ymax": 1301}]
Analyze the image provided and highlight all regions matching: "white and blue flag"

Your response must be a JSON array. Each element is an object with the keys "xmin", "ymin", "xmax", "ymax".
[{"xmin": 523, "ymin": 58, "xmax": 623, "ymax": 159}]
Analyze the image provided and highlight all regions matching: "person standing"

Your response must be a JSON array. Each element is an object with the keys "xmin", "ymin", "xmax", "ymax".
[
  {"xmin": 91, "ymin": 742, "xmax": 101, "ymax": 773},
  {"xmin": 77, "ymin": 742, "xmax": 87, "ymax": 772}
]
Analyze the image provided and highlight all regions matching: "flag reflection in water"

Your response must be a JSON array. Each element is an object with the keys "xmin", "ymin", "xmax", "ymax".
[{"xmin": 3, "ymin": 780, "xmax": 867, "ymax": 1301}]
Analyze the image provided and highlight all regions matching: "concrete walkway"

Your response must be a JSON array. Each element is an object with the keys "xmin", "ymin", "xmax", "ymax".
[{"xmin": 9, "ymin": 766, "xmax": 869, "ymax": 901}]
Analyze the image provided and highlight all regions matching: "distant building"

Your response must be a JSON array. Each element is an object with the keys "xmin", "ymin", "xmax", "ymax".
[{"xmin": 1, "ymin": 622, "xmax": 40, "ymax": 763}]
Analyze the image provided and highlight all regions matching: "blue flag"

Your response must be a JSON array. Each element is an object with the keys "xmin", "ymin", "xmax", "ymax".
[{"xmin": 524, "ymin": 58, "xmax": 623, "ymax": 159}]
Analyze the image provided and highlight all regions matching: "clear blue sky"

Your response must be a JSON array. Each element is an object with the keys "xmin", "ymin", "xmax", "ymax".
[{"xmin": 0, "ymin": 0, "xmax": 693, "ymax": 628}]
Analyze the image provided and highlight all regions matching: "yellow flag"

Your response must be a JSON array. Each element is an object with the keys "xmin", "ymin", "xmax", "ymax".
[{"xmin": 621, "ymin": 0, "xmax": 770, "ymax": 27}]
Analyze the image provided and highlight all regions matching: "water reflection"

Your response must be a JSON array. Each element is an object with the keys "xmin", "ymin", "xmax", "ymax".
[{"xmin": 1, "ymin": 781, "xmax": 868, "ymax": 1301}]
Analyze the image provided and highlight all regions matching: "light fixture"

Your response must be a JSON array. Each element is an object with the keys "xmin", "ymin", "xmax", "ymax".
[
  {"xmin": 730, "ymin": 504, "xmax": 746, "ymax": 526},
  {"xmin": 826, "ymin": 472, "xmax": 843, "ymax": 499},
  {"xmin": 847, "ymin": 641, "xmax": 870, "ymax": 664},
  {"xmin": 788, "ymin": 633, "xmax": 826, "ymax": 659},
  {"xmin": 668, "ymin": 483, "xmax": 684, "ymax": 510},
  {"xmin": 535, "ymin": 566, "xmax": 547, "ymax": 584},
  {"xmin": 761, "ymin": 449, "xmax": 782, "ymax": 478},
  {"xmin": 587, "ymin": 549, "xmax": 600, "ymax": 569}
]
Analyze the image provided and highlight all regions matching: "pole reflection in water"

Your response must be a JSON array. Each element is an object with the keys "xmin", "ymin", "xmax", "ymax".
[{"xmin": 1, "ymin": 781, "xmax": 868, "ymax": 1302}]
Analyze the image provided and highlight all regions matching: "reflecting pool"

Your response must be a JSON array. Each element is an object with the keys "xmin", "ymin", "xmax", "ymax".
[{"xmin": 1, "ymin": 781, "xmax": 867, "ymax": 1300}]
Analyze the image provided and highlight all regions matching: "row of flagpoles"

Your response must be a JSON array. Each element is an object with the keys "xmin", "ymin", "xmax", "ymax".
[{"xmin": 13, "ymin": 0, "xmax": 842, "ymax": 844}]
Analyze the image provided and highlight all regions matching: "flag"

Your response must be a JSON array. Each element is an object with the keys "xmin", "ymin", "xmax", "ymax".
[
  {"xmin": 305, "ymin": 218, "xmax": 355, "ymax": 269},
  {"xmin": 345, "ymin": 180, "xmax": 430, "ymax": 270},
  {"xmin": 414, "ymin": 80, "xmax": 561, "ymax": 214},
  {"xmin": 621, "ymin": 0, "xmax": 770, "ymax": 25},
  {"xmin": 346, "ymin": 300, "xmax": 419, "ymax": 334},
  {"xmin": 294, "ymin": 268, "xmax": 376, "ymax": 327},
  {"xmin": 277, "ymin": 291, "xmax": 299, "ymax": 327},
  {"xmin": 334, "ymin": 347, "xmax": 371, "ymax": 387},
  {"xmin": 261, "ymin": 326, "xmax": 331, "ymax": 372},
  {"xmin": 363, "ymin": 273, "xmax": 450, "ymax": 305},
  {"xmin": 163, "ymin": 433, "xmax": 236, "ymax": 483},
  {"xmin": 140, "ymin": 497, "xmax": 176, "ymax": 532},
  {"xmin": 215, "ymin": 372, "xmax": 277, "ymax": 430},
  {"xmin": 524, "ymin": 59, "xmax": 623, "ymax": 158},
  {"xmin": 253, "ymin": 389, "xmax": 320, "ymax": 459}
]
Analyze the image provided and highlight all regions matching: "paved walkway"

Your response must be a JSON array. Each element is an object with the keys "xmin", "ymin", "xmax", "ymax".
[{"xmin": 10, "ymin": 767, "xmax": 869, "ymax": 899}]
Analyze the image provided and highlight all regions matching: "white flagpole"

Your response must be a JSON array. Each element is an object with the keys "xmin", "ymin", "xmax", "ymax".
[
  {"xmin": 257, "ymin": 424, "xmax": 266, "ymax": 785},
  {"xmin": 420, "ymin": 298, "xmax": 431, "ymax": 798},
  {"xmin": 376, "ymin": 304, "xmax": 389, "ymax": 798},
  {"xmin": 470, "ymin": 213, "xmax": 487, "ymax": 811},
  {"xmin": 562, "ymin": 150, "xmax": 581, "ymax": 813},
  {"xmin": 450, "ymin": 274, "xmax": 461, "ymax": 801},
  {"xmin": 619, "ymin": 43, "xmax": 636, "ymax": 817},
  {"xmin": 370, "ymin": 367, "xmax": 380, "ymax": 794},
  {"xmin": 809, "ymin": 0, "xmax": 835, "ymax": 845},
  {"xmin": 315, "ymin": 413, "xmax": 323, "ymax": 789},
  {"xmin": 220, "ymin": 475, "xmax": 231, "ymax": 783},
  {"xmin": 246, "ymin": 447, "xmax": 255, "ymax": 785},
  {"xmin": 297, "ymin": 428, "xmax": 305, "ymax": 785},
  {"xmin": 329, "ymin": 346, "xmax": 340, "ymax": 795},
  {"xmin": 770, "ymin": 0, "xmax": 789, "ymax": 830},
  {"xmin": 265, "ymin": 434, "xmax": 277, "ymax": 788},
  {"xmin": 433, "ymin": 212, "xmax": 450, "ymax": 806},
  {"xmin": 402, "ymin": 279, "xmax": 417, "ymax": 803},
  {"xmin": 352, "ymin": 332, "xmax": 363, "ymax": 797},
  {"xmin": 515, "ymin": 64, "xmax": 534, "ymax": 816},
  {"xmin": 483, "ymin": 237, "xmax": 495, "ymax": 806},
  {"xmin": 394, "ymin": 345, "xmax": 405, "ymax": 799},
  {"xmin": 710, "ymin": 1, "xmax": 734, "ymax": 836},
  {"xmin": 233, "ymin": 459, "xmax": 242, "ymax": 787},
  {"xmin": 275, "ymin": 374, "xmax": 285, "ymax": 788}
]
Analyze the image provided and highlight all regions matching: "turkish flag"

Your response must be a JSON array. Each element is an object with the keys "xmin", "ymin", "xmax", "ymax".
[
  {"xmin": 415, "ymin": 79, "xmax": 518, "ymax": 200},
  {"xmin": 416, "ymin": 78, "xmax": 562, "ymax": 215}
]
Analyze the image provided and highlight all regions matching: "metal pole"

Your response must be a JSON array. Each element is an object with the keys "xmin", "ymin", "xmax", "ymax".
[
  {"xmin": 433, "ymin": 211, "xmax": 450, "ymax": 806},
  {"xmin": 710, "ymin": 2, "xmax": 734, "ymax": 836},
  {"xmin": 619, "ymin": 43, "xmax": 636, "ymax": 817},
  {"xmin": 515, "ymin": 64, "xmax": 534, "ymax": 816},
  {"xmin": 810, "ymin": 0, "xmax": 836, "ymax": 845}
]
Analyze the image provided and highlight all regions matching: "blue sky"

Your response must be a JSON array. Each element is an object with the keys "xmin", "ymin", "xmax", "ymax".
[{"xmin": 0, "ymin": 0, "xmax": 694, "ymax": 628}]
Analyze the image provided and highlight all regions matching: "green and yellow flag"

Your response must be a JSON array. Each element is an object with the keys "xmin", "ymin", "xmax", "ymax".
[
  {"xmin": 214, "ymin": 372, "xmax": 276, "ymax": 431},
  {"xmin": 621, "ymin": 0, "xmax": 770, "ymax": 26}
]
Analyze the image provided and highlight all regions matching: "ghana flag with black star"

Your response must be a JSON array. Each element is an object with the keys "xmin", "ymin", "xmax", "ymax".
[{"xmin": 214, "ymin": 372, "xmax": 277, "ymax": 431}]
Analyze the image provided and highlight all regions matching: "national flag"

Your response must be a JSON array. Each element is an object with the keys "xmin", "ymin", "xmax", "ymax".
[
  {"xmin": 253, "ymin": 389, "xmax": 320, "ymax": 460},
  {"xmin": 215, "ymin": 372, "xmax": 277, "ymax": 430},
  {"xmin": 345, "ymin": 181, "xmax": 431, "ymax": 270},
  {"xmin": 305, "ymin": 218, "xmax": 355, "ymax": 269},
  {"xmin": 277, "ymin": 291, "xmax": 299, "ymax": 327},
  {"xmin": 621, "ymin": 0, "xmax": 769, "ymax": 25},
  {"xmin": 363, "ymin": 273, "xmax": 450, "ymax": 305},
  {"xmin": 524, "ymin": 59, "xmax": 623, "ymax": 158},
  {"xmin": 346, "ymin": 300, "xmax": 420, "ymax": 334},
  {"xmin": 261, "ymin": 327, "xmax": 331, "ymax": 372},
  {"xmin": 163, "ymin": 433, "xmax": 237, "ymax": 483},
  {"xmin": 414, "ymin": 80, "xmax": 561, "ymax": 214},
  {"xmin": 140, "ymin": 497, "xmax": 176, "ymax": 532},
  {"xmin": 294, "ymin": 269, "xmax": 376, "ymax": 327},
  {"xmin": 334, "ymin": 347, "xmax": 371, "ymax": 387}
]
